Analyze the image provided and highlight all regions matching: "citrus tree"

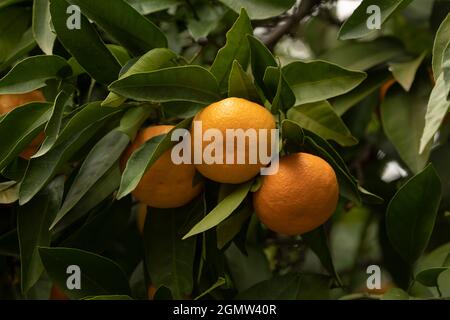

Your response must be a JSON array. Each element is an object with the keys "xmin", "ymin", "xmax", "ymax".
[{"xmin": 0, "ymin": 0, "xmax": 450, "ymax": 300}]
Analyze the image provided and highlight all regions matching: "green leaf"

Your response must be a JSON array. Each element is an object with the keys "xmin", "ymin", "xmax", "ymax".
[
  {"xmin": 287, "ymin": 101, "xmax": 358, "ymax": 146},
  {"xmin": 281, "ymin": 119, "xmax": 304, "ymax": 148},
  {"xmin": 218, "ymin": 0, "xmax": 296, "ymax": 20},
  {"xmin": 320, "ymin": 38, "xmax": 405, "ymax": 71},
  {"xmin": 18, "ymin": 176, "xmax": 64, "ymax": 293},
  {"xmin": 381, "ymin": 288, "xmax": 410, "ymax": 300},
  {"xmin": 0, "ymin": 229, "xmax": 19, "ymax": 257},
  {"xmin": 216, "ymin": 202, "xmax": 252, "ymax": 249},
  {"xmin": 432, "ymin": 13, "xmax": 450, "ymax": 79},
  {"xmin": 32, "ymin": 0, "xmax": 56, "ymax": 55},
  {"xmin": 302, "ymin": 226, "xmax": 342, "ymax": 286},
  {"xmin": 381, "ymin": 82, "xmax": 432, "ymax": 173},
  {"xmin": 236, "ymin": 273, "xmax": 330, "ymax": 299},
  {"xmin": 109, "ymin": 66, "xmax": 221, "ymax": 104},
  {"xmin": 67, "ymin": 0, "xmax": 167, "ymax": 56},
  {"xmin": 419, "ymin": 74, "xmax": 450, "ymax": 154},
  {"xmin": 39, "ymin": 247, "xmax": 131, "ymax": 299},
  {"xmin": 117, "ymin": 117, "xmax": 193, "ymax": 199},
  {"xmin": 0, "ymin": 102, "xmax": 52, "ymax": 171},
  {"xmin": 416, "ymin": 267, "xmax": 449, "ymax": 287},
  {"xmin": 228, "ymin": 60, "xmax": 260, "ymax": 102},
  {"xmin": 117, "ymin": 106, "xmax": 152, "ymax": 139},
  {"xmin": 183, "ymin": 180, "xmax": 253, "ymax": 239},
  {"xmin": 389, "ymin": 52, "xmax": 427, "ymax": 91},
  {"xmin": 0, "ymin": 181, "xmax": 19, "ymax": 204},
  {"xmin": 144, "ymin": 206, "xmax": 197, "ymax": 299},
  {"xmin": 50, "ymin": 0, "xmax": 122, "ymax": 84},
  {"xmin": 210, "ymin": 8, "xmax": 252, "ymax": 90},
  {"xmin": 263, "ymin": 66, "xmax": 295, "ymax": 113},
  {"xmin": 83, "ymin": 295, "xmax": 133, "ymax": 300},
  {"xmin": 33, "ymin": 90, "xmax": 71, "ymax": 158},
  {"xmin": 331, "ymin": 70, "xmax": 391, "ymax": 116},
  {"xmin": 386, "ymin": 164, "xmax": 442, "ymax": 264},
  {"xmin": 442, "ymin": 42, "xmax": 450, "ymax": 87},
  {"xmin": 52, "ymin": 130, "xmax": 129, "ymax": 228},
  {"xmin": 283, "ymin": 60, "xmax": 367, "ymax": 105},
  {"xmin": 0, "ymin": 28, "xmax": 36, "ymax": 72},
  {"xmin": 247, "ymin": 35, "xmax": 277, "ymax": 89},
  {"xmin": 339, "ymin": 0, "xmax": 412, "ymax": 40},
  {"xmin": 19, "ymin": 102, "xmax": 122, "ymax": 205},
  {"xmin": 194, "ymin": 277, "xmax": 227, "ymax": 300},
  {"xmin": 0, "ymin": 55, "xmax": 71, "ymax": 94},
  {"xmin": 187, "ymin": 5, "xmax": 223, "ymax": 41},
  {"xmin": 102, "ymin": 48, "xmax": 178, "ymax": 107},
  {"xmin": 128, "ymin": 0, "xmax": 182, "ymax": 15}
]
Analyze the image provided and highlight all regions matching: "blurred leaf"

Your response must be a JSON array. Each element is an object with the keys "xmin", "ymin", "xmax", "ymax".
[
  {"xmin": 183, "ymin": 180, "xmax": 252, "ymax": 239},
  {"xmin": 419, "ymin": 74, "xmax": 450, "ymax": 154},
  {"xmin": 236, "ymin": 273, "xmax": 330, "ymax": 299},
  {"xmin": 386, "ymin": 164, "xmax": 441, "ymax": 264},
  {"xmin": 432, "ymin": 13, "xmax": 450, "ymax": 79},
  {"xmin": 109, "ymin": 66, "xmax": 221, "ymax": 104},
  {"xmin": 219, "ymin": 0, "xmax": 295, "ymax": 20},
  {"xmin": 0, "ymin": 0, "xmax": 28, "ymax": 9},
  {"xmin": 50, "ymin": 0, "xmax": 122, "ymax": 84},
  {"xmin": 67, "ymin": 0, "xmax": 167, "ymax": 56},
  {"xmin": 52, "ymin": 130, "xmax": 129, "ymax": 228},
  {"xmin": 247, "ymin": 35, "xmax": 277, "ymax": 89},
  {"xmin": 0, "ymin": 181, "xmax": 19, "ymax": 204},
  {"xmin": 18, "ymin": 176, "xmax": 64, "ymax": 293},
  {"xmin": 117, "ymin": 117, "xmax": 192, "ymax": 199},
  {"xmin": 187, "ymin": 5, "xmax": 223, "ymax": 41},
  {"xmin": 19, "ymin": 102, "xmax": 122, "ymax": 205},
  {"xmin": 194, "ymin": 277, "xmax": 227, "ymax": 300},
  {"xmin": 103, "ymin": 48, "xmax": 178, "ymax": 107},
  {"xmin": 33, "ymin": 90, "xmax": 71, "ymax": 158},
  {"xmin": 0, "ymin": 102, "xmax": 52, "ymax": 171},
  {"xmin": 0, "ymin": 55, "xmax": 71, "ymax": 94},
  {"xmin": 0, "ymin": 28, "xmax": 36, "ymax": 72},
  {"xmin": 83, "ymin": 295, "xmax": 133, "ymax": 300},
  {"xmin": 127, "ymin": 0, "xmax": 182, "ymax": 15},
  {"xmin": 416, "ymin": 267, "xmax": 449, "ymax": 287},
  {"xmin": 228, "ymin": 60, "xmax": 259, "ymax": 102},
  {"xmin": 144, "ymin": 207, "xmax": 197, "ymax": 299},
  {"xmin": 443, "ymin": 42, "xmax": 450, "ymax": 86},
  {"xmin": 0, "ymin": 229, "xmax": 19, "ymax": 257},
  {"xmin": 389, "ymin": 52, "xmax": 426, "ymax": 91},
  {"xmin": 287, "ymin": 101, "xmax": 358, "ymax": 146},
  {"xmin": 331, "ymin": 70, "xmax": 391, "ymax": 115},
  {"xmin": 381, "ymin": 288, "xmax": 410, "ymax": 300},
  {"xmin": 210, "ymin": 8, "xmax": 252, "ymax": 90},
  {"xmin": 225, "ymin": 243, "xmax": 271, "ymax": 292},
  {"xmin": 283, "ymin": 60, "xmax": 366, "ymax": 105},
  {"xmin": 303, "ymin": 226, "xmax": 342, "ymax": 286},
  {"xmin": 320, "ymin": 38, "xmax": 405, "ymax": 71},
  {"xmin": 33, "ymin": 0, "xmax": 56, "ymax": 55},
  {"xmin": 39, "ymin": 247, "xmax": 131, "ymax": 299},
  {"xmin": 263, "ymin": 66, "xmax": 295, "ymax": 113},
  {"xmin": 339, "ymin": 0, "xmax": 412, "ymax": 40},
  {"xmin": 0, "ymin": 7, "xmax": 31, "ymax": 66},
  {"xmin": 381, "ymin": 82, "xmax": 431, "ymax": 173}
]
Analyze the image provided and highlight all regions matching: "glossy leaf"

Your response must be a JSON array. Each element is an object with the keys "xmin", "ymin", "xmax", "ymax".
[
  {"xmin": 247, "ymin": 35, "xmax": 277, "ymax": 89},
  {"xmin": 39, "ymin": 247, "xmax": 131, "ymax": 299},
  {"xmin": 386, "ymin": 164, "xmax": 442, "ymax": 264},
  {"xmin": 283, "ymin": 60, "xmax": 366, "ymax": 105},
  {"xmin": 432, "ymin": 13, "xmax": 450, "ymax": 79},
  {"xmin": 339, "ymin": 0, "xmax": 412, "ymax": 40},
  {"xmin": 287, "ymin": 101, "xmax": 358, "ymax": 146},
  {"xmin": 183, "ymin": 180, "xmax": 253, "ymax": 239},
  {"xmin": 210, "ymin": 8, "xmax": 252, "ymax": 90},
  {"xmin": 263, "ymin": 66, "xmax": 295, "ymax": 113},
  {"xmin": 216, "ymin": 202, "xmax": 252, "ymax": 249},
  {"xmin": 219, "ymin": 0, "xmax": 295, "ymax": 20},
  {"xmin": 0, "ymin": 55, "xmax": 71, "ymax": 94},
  {"xmin": 228, "ymin": 60, "xmax": 260, "ymax": 102},
  {"xmin": 50, "ymin": 0, "xmax": 121, "ymax": 84},
  {"xmin": 109, "ymin": 66, "xmax": 221, "ymax": 104},
  {"xmin": 32, "ymin": 0, "xmax": 55, "ymax": 55},
  {"xmin": 18, "ymin": 176, "xmax": 64, "ymax": 293},
  {"xmin": 67, "ymin": 0, "xmax": 167, "ymax": 56}
]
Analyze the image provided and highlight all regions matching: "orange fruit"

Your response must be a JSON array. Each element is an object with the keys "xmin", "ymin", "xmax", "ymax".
[
  {"xmin": 121, "ymin": 125, "xmax": 202, "ymax": 208},
  {"xmin": 49, "ymin": 285, "xmax": 68, "ymax": 300},
  {"xmin": 137, "ymin": 203, "xmax": 147, "ymax": 234},
  {"xmin": 253, "ymin": 152, "xmax": 339, "ymax": 235},
  {"xmin": 192, "ymin": 97, "xmax": 276, "ymax": 184},
  {"xmin": 0, "ymin": 91, "xmax": 46, "ymax": 160}
]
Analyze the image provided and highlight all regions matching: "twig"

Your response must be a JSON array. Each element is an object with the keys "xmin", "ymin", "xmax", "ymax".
[{"xmin": 263, "ymin": 0, "xmax": 321, "ymax": 50}]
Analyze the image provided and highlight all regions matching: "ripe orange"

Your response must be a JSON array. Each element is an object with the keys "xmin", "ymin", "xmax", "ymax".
[
  {"xmin": 253, "ymin": 152, "xmax": 339, "ymax": 235},
  {"xmin": 121, "ymin": 125, "xmax": 202, "ymax": 208},
  {"xmin": 192, "ymin": 97, "xmax": 276, "ymax": 184},
  {"xmin": 137, "ymin": 203, "xmax": 147, "ymax": 234},
  {"xmin": 0, "ymin": 91, "xmax": 46, "ymax": 160}
]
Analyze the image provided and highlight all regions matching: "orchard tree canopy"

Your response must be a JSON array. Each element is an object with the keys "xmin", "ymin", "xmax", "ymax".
[{"xmin": 0, "ymin": 0, "xmax": 450, "ymax": 301}]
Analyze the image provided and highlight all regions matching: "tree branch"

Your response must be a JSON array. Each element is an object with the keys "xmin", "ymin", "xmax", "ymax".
[{"xmin": 262, "ymin": 0, "xmax": 321, "ymax": 50}]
